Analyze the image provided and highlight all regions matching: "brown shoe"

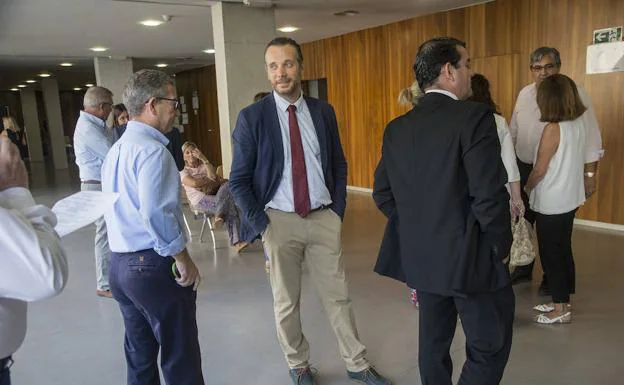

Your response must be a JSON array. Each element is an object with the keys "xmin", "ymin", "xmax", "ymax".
[
  {"xmin": 234, "ymin": 241, "xmax": 249, "ymax": 253},
  {"xmin": 96, "ymin": 289, "xmax": 113, "ymax": 298}
]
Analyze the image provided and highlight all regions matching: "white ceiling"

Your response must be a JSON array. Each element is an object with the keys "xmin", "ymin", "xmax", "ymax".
[{"xmin": 0, "ymin": 0, "xmax": 490, "ymax": 91}]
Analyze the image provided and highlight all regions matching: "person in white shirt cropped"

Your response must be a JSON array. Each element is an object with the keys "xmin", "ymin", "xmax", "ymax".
[
  {"xmin": 0, "ymin": 137, "xmax": 68, "ymax": 385},
  {"xmin": 468, "ymin": 74, "xmax": 524, "ymax": 220},
  {"xmin": 72, "ymin": 86, "xmax": 114, "ymax": 298},
  {"xmin": 524, "ymin": 74, "xmax": 589, "ymax": 324},
  {"xmin": 508, "ymin": 47, "xmax": 603, "ymax": 289}
]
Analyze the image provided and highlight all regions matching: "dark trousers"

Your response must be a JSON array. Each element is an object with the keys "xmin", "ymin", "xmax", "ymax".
[
  {"xmin": 513, "ymin": 159, "xmax": 544, "ymax": 281},
  {"xmin": 0, "ymin": 356, "xmax": 12, "ymax": 385},
  {"xmin": 418, "ymin": 286, "xmax": 515, "ymax": 385},
  {"xmin": 535, "ymin": 209, "xmax": 577, "ymax": 303},
  {"xmin": 109, "ymin": 250, "xmax": 204, "ymax": 385}
]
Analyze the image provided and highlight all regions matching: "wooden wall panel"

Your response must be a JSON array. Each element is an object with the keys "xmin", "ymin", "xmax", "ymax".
[
  {"xmin": 175, "ymin": 66, "xmax": 222, "ymax": 167},
  {"xmin": 300, "ymin": 0, "xmax": 624, "ymax": 224},
  {"xmin": 59, "ymin": 91, "xmax": 84, "ymax": 140},
  {"xmin": 471, "ymin": 54, "xmax": 522, "ymax": 120}
]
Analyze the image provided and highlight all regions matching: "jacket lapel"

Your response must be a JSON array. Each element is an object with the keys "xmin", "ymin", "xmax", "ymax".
[{"xmin": 264, "ymin": 95, "xmax": 284, "ymax": 163}]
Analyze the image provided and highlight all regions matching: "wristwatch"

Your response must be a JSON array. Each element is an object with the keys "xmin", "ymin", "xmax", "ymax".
[{"xmin": 584, "ymin": 172, "xmax": 595, "ymax": 178}]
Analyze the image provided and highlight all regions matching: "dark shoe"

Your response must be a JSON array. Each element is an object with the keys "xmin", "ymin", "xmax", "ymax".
[
  {"xmin": 96, "ymin": 289, "xmax": 113, "ymax": 298},
  {"xmin": 289, "ymin": 367, "xmax": 316, "ymax": 385},
  {"xmin": 510, "ymin": 269, "xmax": 532, "ymax": 285},
  {"xmin": 538, "ymin": 281, "xmax": 551, "ymax": 296},
  {"xmin": 347, "ymin": 367, "xmax": 392, "ymax": 385}
]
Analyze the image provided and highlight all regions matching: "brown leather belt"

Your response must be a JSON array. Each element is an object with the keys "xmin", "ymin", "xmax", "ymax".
[{"xmin": 81, "ymin": 180, "xmax": 101, "ymax": 184}]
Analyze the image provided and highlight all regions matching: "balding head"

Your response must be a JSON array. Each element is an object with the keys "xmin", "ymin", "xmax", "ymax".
[{"xmin": 83, "ymin": 86, "xmax": 114, "ymax": 120}]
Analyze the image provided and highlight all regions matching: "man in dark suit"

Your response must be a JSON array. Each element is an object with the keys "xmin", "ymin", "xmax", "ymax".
[
  {"xmin": 373, "ymin": 37, "xmax": 514, "ymax": 385},
  {"xmin": 229, "ymin": 37, "xmax": 390, "ymax": 385}
]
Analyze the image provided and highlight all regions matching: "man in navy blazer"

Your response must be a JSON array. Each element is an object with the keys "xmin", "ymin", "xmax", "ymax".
[{"xmin": 229, "ymin": 37, "xmax": 390, "ymax": 385}]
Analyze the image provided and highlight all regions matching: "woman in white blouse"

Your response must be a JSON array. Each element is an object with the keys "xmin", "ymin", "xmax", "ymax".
[
  {"xmin": 468, "ymin": 74, "xmax": 525, "ymax": 220},
  {"xmin": 524, "ymin": 74, "xmax": 588, "ymax": 324}
]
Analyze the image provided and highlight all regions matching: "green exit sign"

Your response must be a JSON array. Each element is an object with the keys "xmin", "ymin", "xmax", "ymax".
[{"xmin": 593, "ymin": 26, "xmax": 623, "ymax": 44}]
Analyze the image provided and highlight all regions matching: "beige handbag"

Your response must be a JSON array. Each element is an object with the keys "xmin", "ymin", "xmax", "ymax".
[{"xmin": 509, "ymin": 218, "xmax": 536, "ymax": 267}]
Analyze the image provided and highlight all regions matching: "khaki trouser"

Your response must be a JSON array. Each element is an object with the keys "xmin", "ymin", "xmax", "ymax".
[{"xmin": 263, "ymin": 208, "xmax": 369, "ymax": 372}]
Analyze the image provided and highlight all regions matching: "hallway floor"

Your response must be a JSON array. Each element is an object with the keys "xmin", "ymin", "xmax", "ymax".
[{"xmin": 12, "ymin": 164, "xmax": 624, "ymax": 385}]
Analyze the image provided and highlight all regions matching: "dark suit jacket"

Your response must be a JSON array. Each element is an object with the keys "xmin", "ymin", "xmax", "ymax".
[
  {"xmin": 373, "ymin": 92, "xmax": 512, "ymax": 296},
  {"xmin": 229, "ymin": 94, "xmax": 348, "ymax": 242},
  {"xmin": 165, "ymin": 126, "xmax": 184, "ymax": 172}
]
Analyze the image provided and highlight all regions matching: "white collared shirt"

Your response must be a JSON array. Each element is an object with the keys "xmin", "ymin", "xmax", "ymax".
[
  {"xmin": 425, "ymin": 89, "xmax": 459, "ymax": 100},
  {"xmin": 266, "ymin": 91, "xmax": 332, "ymax": 212},
  {"xmin": 510, "ymin": 83, "xmax": 604, "ymax": 164},
  {"xmin": 73, "ymin": 110, "xmax": 112, "ymax": 181},
  {"xmin": 0, "ymin": 187, "xmax": 68, "ymax": 359}
]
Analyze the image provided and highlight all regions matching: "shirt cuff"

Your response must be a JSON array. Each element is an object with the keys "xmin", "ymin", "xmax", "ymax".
[
  {"xmin": 153, "ymin": 231, "xmax": 187, "ymax": 257},
  {"xmin": 0, "ymin": 187, "xmax": 36, "ymax": 211}
]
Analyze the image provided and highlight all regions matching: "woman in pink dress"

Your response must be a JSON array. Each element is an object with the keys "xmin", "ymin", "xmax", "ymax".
[{"xmin": 180, "ymin": 141, "xmax": 248, "ymax": 252}]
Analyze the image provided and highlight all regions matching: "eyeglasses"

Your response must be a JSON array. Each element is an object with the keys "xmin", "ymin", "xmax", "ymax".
[
  {"xmin": 530, "ymin": 63, "xmax": 557, "ymax": 72},
  {"xmin": 146, "ymin": 97, "xmax": 180, "ymax": 110}
]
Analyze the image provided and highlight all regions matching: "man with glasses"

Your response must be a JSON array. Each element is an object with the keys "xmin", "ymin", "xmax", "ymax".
[
  {"xmin": 509, "ymin": 47, "xmax": 604, "ymax": 291},
  {"xmin": 102, "ymin": 69, "xmax": 203, "ymax": 385},
  {"xmin": 73, "ymin": 86, "xmax": 114, "ymax": 298}
]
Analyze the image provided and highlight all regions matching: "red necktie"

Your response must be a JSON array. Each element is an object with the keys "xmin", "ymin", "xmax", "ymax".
[{"xmin": 288, "ymin": 104, "xmax": 311, "ymax": 217}]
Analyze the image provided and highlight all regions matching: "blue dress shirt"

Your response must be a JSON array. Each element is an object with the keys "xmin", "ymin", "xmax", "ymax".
[
  {"xmin": 266, "ymin": 91, "xmax": 332, "ymax": 212},
  {"xmin": 73, "ymin": 111, "xmax": 112, "ymax": 181},
  {"xmin": 102, "ymin": 121, "xmax": 188, "ymax": 257}
]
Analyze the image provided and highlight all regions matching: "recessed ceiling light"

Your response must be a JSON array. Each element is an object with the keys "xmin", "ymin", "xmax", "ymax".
[
  {"xmin": 39, "ymin": 73, "xmax": 51, "ymax": 78},
  {"xmin": 334, "ymin": 10, "xmax": 359, "ymax": 16},
  {"xmin": 85, "ymin": 83, "xmax": 94, "ymax": 87},
  {"xmin": 155, "ymin": 63, "xmax": 168, "ymax": 68},
  {"xmin": 139, "ymin": 19, "xmax": 164, "ymax": 27},
  {"xmin": 202, "ymin": 49, "xmax": 216, "ymax": 54},
  {"xmin": 60, "ymin": 62, "xmax": 73, "ymax": 67},
  {"xmin": 73, "ymin": 87, "xmax": 82, "ymax": 91},
  {"xmin": 26, "ymin": 80, "xmax": 36, "ymax": 83},
  {"xmin": 10, "ymin": 88, "xmax": 19, "ymax": 91},
  {"xmin": 277, "ymin": 26, "xmax": 299, "ymax": 33},
  {"xmin": 17, "ymin": 85, "xmax": 26, "ymax": 88},
  {"xmin": 90, "ymin": 46, "xmax": 108, "ymax": 52}
]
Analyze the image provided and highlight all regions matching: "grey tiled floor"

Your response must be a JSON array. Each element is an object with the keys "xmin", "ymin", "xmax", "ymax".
[{"xmin": 12, "ymin": 163, "xmax": 624, "ymax": 384}]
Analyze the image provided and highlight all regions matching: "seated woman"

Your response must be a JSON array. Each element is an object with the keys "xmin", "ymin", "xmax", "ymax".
[{"xmin": 180, "ymin": 141, "xmax": 248, "ymax": 252}]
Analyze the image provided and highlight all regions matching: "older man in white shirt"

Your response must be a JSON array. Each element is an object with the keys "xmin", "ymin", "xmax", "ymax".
[
  {"xmin": 0, "ymin": 137, "xmax": 69, "ymax": 385},
  {"xmin": 509, "ymin": 47, "xmax": 604, "ymax": 290},
  {"xmin": 73, "ymin": 86, "xmax": 114, "ymax": 297}
]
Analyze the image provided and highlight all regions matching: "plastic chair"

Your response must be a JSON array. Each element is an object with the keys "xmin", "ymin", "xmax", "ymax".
[{"xmin": 181, "ymin": 190, "xmax": 217, "ymax": 246}]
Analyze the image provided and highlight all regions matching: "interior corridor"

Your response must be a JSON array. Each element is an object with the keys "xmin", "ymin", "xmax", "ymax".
[{"xmin": 13, "ymin": 163, "xmax": 624, "ymax": 385}]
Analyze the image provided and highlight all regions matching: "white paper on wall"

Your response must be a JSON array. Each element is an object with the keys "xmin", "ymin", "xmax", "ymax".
[{"xmin": 586, "ymin": 41, "xmax": 624, "ymax": 74}]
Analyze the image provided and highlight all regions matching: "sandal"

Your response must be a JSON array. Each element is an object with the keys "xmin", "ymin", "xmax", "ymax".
[{"xmin": 534, "ymin": 311, "xmax": 571, "ymax": 324}]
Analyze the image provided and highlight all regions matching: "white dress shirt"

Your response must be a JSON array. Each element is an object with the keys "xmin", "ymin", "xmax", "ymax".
[
  {"xmin": 425, "ymin": 89, "xmax": 459, "ymax": 100},
  {"xmin": 266, "ymin": 91, "xmax": 332, "ymax": 212},
  {"xmin": 510, "ymin": 83, "xmax": 604, "ymax": 164},
  {"xmin": 73, "ymin": 110, "xmax": 112, "ymax": 181},
  {"xmin": 0, "ymin": 187, "xmax": 68, "ymax": 359}
]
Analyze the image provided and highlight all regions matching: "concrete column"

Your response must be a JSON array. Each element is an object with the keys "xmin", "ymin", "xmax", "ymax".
[
  {"xmin": 94, "ymin": 57, "xmax": 134, "ymax": 105},
  {"xmin": 211, "ymin": 2, "xmax": 276, "ymax": 176},
  {"xmin": 41, "ymin": 78, "xmax": 68, "ymax": 169},
  {"xmin": 19, "ymin": 89, "xmax": 44, "ymax": 162}
]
